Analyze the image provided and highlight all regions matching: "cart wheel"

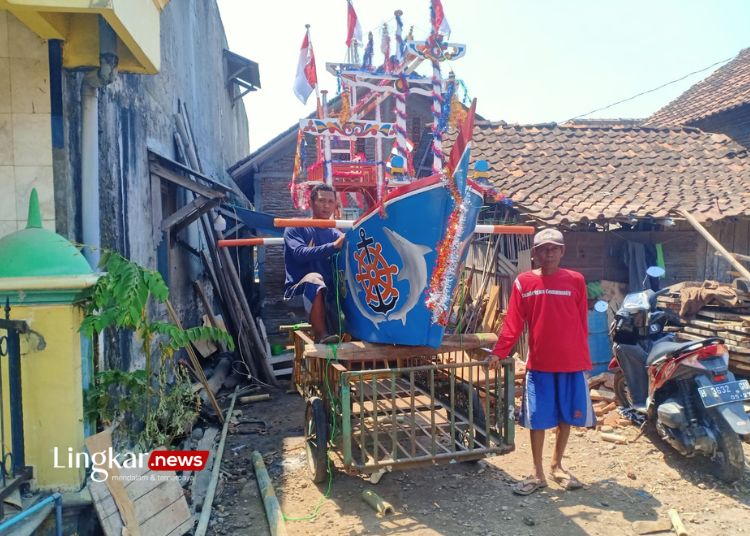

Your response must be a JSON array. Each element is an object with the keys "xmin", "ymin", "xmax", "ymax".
[
  {"xmin": 305, "ymin": 397, "xmax": 329, "ymax": 483},
  {"xmin": 453, "ymin": 385, "xmax": 487, "ymax": 462}
]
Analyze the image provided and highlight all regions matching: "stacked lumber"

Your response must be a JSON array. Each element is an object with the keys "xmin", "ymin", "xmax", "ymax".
[
  {"xmin": 149, "ymin": 102, "xmax": 277, "ymax": 385},
  {"xmin": 451, "ymin": 281, "xmax": 505, "ymax": 335},
  {"xmin": 656, "ymin": 282, "xmax": 750, "ymax": 375}
]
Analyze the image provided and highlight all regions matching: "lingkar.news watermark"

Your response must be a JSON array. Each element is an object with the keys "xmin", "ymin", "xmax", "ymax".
[{"xmin": 53, "ymin": 447, "xmax": 209, "ymax": 482}]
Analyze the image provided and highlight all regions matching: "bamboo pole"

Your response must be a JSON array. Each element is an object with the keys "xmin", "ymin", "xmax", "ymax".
[
  {"xmin": 215, "ymin": 217, "xmax": 534, "ymax": 237},
  {"xmin": 361, "ymin": 490, "xmax": 394, "ymax": 516},
  {"xmin": 667, "ymin": 509, "xmax": 688, "ymax": 536},
  {"xmin": 677, "ymin": 209, "xmax": 750, "ymax": 281},
  {"xmin": 195, "ymin": 387, "xmax": 239, "ymax": 536},
  {"xmin": 252, "ymin": 450, "xmax": 288, "ymax": 536}
]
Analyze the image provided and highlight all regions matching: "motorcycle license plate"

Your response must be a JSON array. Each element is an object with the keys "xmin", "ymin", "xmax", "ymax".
[{"xmin": 698, "ymin": 380, "xmax": 750, "ymax": 408}]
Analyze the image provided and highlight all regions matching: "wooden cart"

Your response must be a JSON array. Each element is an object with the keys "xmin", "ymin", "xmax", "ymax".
[{"xmin": 292, "ymin": 331, "xmax": 515, "ymax": 482}]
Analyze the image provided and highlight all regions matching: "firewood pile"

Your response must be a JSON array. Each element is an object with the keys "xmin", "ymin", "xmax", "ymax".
[
  {"xmin": 656, "ymin": 281, "xmax": 750, "ymax": 375},
  {"xmin": 586, "ymin": 372, "xmax": 631, "ymax": 428}
]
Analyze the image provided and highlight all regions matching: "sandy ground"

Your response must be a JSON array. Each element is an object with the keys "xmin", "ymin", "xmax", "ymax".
[{"xmin": 206, "ymin": 390, "xmax": 750, "ymax": 536}]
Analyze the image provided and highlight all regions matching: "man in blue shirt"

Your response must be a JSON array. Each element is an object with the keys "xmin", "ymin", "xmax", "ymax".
[{"xmin": 283, "ymin": 183, "xmax": 345, "ymax": 343}]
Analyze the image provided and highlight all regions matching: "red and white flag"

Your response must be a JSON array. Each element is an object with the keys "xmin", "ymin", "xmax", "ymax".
[
  {"xmin": 431, "ymin": 0, "xmax": 451, "ymax": 37},
  {"xmin": 346, "ymin": 0, "xmax": 363, "ymax": 47},
  {"xmin": 293, "ymin": 29, "xmax": 318, "ymax": 105}
]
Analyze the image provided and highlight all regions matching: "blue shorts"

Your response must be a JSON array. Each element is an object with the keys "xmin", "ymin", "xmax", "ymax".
[{"xmin": 519, "ymin": 371, "xmax": 595, "ymax": 430}]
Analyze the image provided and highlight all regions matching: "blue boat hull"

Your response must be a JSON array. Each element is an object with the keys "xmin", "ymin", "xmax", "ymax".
[{"xmin": 337, "ymin": 176, "xmax": 483, "ymax": 347}]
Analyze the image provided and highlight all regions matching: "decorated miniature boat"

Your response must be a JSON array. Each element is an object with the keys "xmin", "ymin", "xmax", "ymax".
[
  {"xmin": 221, "ymin": 1, "xmax": 534, "ymax": 348},
  {"xmin": 337, "ymin": 106, "xmax": 483, "ymax": 347}
]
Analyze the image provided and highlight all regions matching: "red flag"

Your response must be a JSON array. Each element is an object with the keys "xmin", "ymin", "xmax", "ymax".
[
  {"xmin": 446, "ymin": 99, "xmax": 476, "ymax": 178},
  {"xmin": 346, "ymin": 0, "xmax": 363, "ymax": 47},
  {"xmin": 293, "ymin": 29, "xmax": 318, "ymax": 104},
  {"xmin": 431, "ymin": 0, "xmax": 451, "ymax": 37}
]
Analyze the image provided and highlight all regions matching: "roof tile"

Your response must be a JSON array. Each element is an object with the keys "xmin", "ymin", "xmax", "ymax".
[
  {"xmin": 446, "ymin": 123, "xmax": 750, "ymax": 225},
  {"xmin": 647, "ymin": 48, "xmax": 750, "ymax": 126}
]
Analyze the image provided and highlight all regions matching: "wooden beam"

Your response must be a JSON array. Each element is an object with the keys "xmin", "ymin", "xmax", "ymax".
[
  {"xmin": 678, "ymin": 209, "xmax": 750, "ymax": 281},
  {"xmin": 150, "ymin": 161, "xmax": 226, "ymax": 200},
  {"xmin": 148, "ymin": 150, "xmax": 234, "ymax": 193},
  {"xmin": 161, "ymin": 196, "xmax": 220, "ymax": 233},
  {"xmin": 303, "ymin": 333, "xmax": 497, "ymax": 361},
  {"xmin": 715, "ymin": 250, "xmax": 750, "ymax": 263}
]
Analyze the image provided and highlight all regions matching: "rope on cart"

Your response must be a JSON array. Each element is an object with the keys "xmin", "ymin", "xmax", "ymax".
[{"xmin": 282, "ymin": 253, "xmax": 345, "ymax": 522}]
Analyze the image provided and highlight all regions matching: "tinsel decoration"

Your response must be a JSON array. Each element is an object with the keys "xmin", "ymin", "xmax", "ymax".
[
  {"xmin": 448, "ymin": 92, "xmax": 467, "ymax": 130},
  {"xmin": 458, "ymin": 79, "xmax": 470, "ymax": 104},
  {"xmin": 339, "ymin": 89, "xmax": 351, "ymax": 124},
  {"xmin": 437, "ymin": 75, "xmax": 455, "ymax": 132},
  {"xmin": 429, "ymin": 40, "xmax": 444, "ymax": 174},
  {"xmin": 425, "ymin": 179, "xmax": 470, "ymax": 325},
  {"xmin": 393, "ymin": 74, "xmax": 410, "ymax": 172},
  {"xmin": 394, "ymin": 10, "xmax": 405, "ymax": 62},
  {"xmin": 380, "ymin": 23, "xmax": 391, "ymax": 72},
  {"xmin": 289, "ymin": 129, "xmax": 306, "ymax": 209}
]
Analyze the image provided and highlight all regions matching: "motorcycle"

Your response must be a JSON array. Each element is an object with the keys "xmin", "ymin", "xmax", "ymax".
[{"xmin": 603, "ymin": 266, "xmax": 750, "ymax": 483}]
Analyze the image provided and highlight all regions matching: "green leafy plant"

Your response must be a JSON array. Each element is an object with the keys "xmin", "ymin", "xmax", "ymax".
[{"xmin": 81, "ymin": 250, "xmax": 235, "ymax": 450}]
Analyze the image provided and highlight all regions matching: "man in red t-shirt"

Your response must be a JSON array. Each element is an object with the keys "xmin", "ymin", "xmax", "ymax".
[{"xmin": 488, "ymin": 228, "xmax": 594, "ymax": 495}]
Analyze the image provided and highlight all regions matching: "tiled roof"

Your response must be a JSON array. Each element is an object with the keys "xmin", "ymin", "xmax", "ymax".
[
  {"xmin": 454, "ymin": 122, "xmax": 750, "ymax": 225},
  {"xmin": 647, "ymin": 48, "xmax": 750, "ymax": 126}
]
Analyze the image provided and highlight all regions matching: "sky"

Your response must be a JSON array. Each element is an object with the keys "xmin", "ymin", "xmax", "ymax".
[{"xmin": 217, "ymin": 0, "xmax": 750, "ymax": 152}]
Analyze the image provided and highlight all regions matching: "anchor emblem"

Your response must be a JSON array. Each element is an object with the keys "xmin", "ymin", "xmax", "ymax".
[{"xmin": 353, "ymin": 228, "xmax": 399, "ymax": 314}]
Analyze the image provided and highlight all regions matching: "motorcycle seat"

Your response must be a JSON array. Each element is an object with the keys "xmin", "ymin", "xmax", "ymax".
[{"xmin": 646, "ymin": 340, "xmax": 700, "ymax": 365}]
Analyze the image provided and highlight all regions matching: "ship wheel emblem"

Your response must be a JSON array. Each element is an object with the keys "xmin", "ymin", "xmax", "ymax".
[{"xmin": 353, "ymin": 228, "xmax": 400, "ymax": 314}]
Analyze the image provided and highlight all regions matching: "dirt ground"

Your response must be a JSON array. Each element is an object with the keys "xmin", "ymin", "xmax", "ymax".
[{"xmin": 207, "ymin": 389, "xmax": 750, "ymax": 536}]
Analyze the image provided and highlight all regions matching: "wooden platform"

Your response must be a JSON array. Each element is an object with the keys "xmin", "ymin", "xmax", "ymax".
[{"xmin": 88, "ymin": 463, "xmax": 192, "ymax": 536}]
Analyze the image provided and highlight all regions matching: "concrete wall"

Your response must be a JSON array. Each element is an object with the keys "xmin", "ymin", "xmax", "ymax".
[
  {"xmin": 0, "ymin": 11, "xmax": 54, "ymax": 237},
  {"xmin": 56, "ymin": 0, "xmax": 249, "ymax": 369}
]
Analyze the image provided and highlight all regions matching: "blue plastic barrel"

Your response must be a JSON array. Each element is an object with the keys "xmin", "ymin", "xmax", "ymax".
[{"xmin": 588, "ymin": 310, "xmax": 612, "ymax": 375}]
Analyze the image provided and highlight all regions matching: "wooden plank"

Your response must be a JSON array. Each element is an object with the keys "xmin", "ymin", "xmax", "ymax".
[
  {"xmin": 676, "ymin": 333, "xmax": 750, "ymax": 356},
  {"xmin": 99, "ymin": 478, "xmax": 180, "ymax": 521},
  {"xmin": 149, "ymin": 161, "xmax": 225, "ymax": 200},
  {"xmin": 481, "ymin": 285, "xmax": 501, "ymax": 332},
  {"xmin": 680, "ymin": 210, "xmax": 750, "ymax": 282},
  {"xmin": 684, "ymin": 326, "xmax": 718, "ymax": 338},
  {"xmin": 90, "ymin": 464, "xmax": 193, "ymax": 536},
  {"xmin": 148, "ymin": 149, "xmax": 233, "ymax": 193},
  {"xmin": 138, "ymin": 493, "xmax": 192, "ymax": 536},
  {"xmin": 696, "ymin": 229, "xmax": 708, "ymax": 281},
  {"xmin": 697, "ymin": 310, "xmax": 750, "ymax": 322},
  {"xmin": 86, "ymin": 430, "xmax": 140, "ymax": 536},
  {"xmin": 161, "ymin": 196, "xmax": 220, "ymax": 233}
]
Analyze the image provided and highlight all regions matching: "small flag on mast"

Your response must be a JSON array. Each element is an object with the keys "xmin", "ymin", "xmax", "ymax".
[
  {"xmin": 293, "ymin": 26, "xmax": 318, "ymax": 105},
  {"xmin": 431, "ymin": 0, "xmax": 451, "ymax": 37},
  {"xmin": 346, "ymin": 0, "xmax": 363, "ymax": 47}
]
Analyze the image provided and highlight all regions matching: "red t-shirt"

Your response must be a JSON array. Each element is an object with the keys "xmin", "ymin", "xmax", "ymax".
[{"xmin": 491, "ymin": 268, "xmax": 591, "ymax": 372}]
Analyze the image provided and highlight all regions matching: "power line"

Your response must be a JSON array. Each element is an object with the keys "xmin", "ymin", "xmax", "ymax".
[{"xmin": 565, "ymin": 55, "xmax": 735, "ymax": 122}]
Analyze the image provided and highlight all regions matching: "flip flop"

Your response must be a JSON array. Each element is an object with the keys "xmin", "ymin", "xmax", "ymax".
[
  {"xmin": 550, "ymin": 471, "xmax": 583, "ymax": 490},
  {"xmin": 512, "ymin": 476, "xmax": 548, "ymax": 496}
]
